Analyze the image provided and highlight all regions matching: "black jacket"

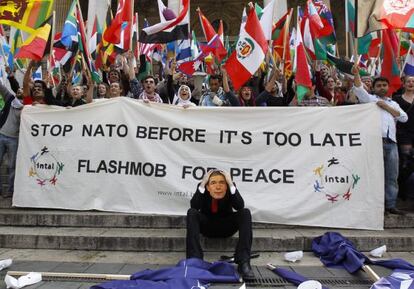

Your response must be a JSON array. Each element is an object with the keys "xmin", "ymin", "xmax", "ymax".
[{"xmin": 190, "ymin": 183, "xmax": 244, "ymax": 218}]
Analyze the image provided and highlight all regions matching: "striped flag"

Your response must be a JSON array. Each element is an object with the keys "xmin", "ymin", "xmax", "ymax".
[
  {"xmin": 0, "ymin": 0, "xmax": 53, "ymax": 33},
  {"xmin": 403, "ymin": 51, "xmax": 414, "ymax": 76},
  {"xmin": 15, "ymin": 17, "xmax": 52, "ymax": 61},
  {"xmin": 89, "ymin": 16, "xmax": 101, "ymax": 60},
  {"xmin": 140, "ymin": 0, "xmax": 189, "ymax": 43}
]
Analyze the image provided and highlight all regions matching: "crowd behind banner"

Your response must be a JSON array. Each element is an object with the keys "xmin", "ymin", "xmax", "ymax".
[{"xmin": 0, "ymin": 0, "xmax": 412, "ymax": 220}]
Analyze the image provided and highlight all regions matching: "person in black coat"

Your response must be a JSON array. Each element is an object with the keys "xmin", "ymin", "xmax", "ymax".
[{"xmin": 186, "ymin": 169, "xmax": 254, "ymax": 280}]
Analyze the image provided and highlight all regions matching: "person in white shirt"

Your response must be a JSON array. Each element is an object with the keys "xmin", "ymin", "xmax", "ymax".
[{"xmin": 352, "ymin": 65, "xmax": 408, "ymax": 215}]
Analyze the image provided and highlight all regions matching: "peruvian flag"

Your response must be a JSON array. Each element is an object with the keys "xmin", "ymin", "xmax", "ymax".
[{"xmin": 224, "ymin": 7, "xmax": 268, "ymax": 90}]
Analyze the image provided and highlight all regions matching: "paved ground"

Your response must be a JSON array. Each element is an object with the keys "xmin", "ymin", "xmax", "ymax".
[{"xmin": 0, "ymin": 250, "xmax": 412, "ymax": 289}]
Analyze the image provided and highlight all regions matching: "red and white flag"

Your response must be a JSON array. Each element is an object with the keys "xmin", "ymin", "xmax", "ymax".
[{"xmin": 224, "ymin": 7, "xmax": 268, "ymax": 90}]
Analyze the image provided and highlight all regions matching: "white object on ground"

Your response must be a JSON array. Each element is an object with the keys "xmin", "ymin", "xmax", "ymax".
[
  {"xmin": 238, "ymin": 283, "xmax": 246, "ymax": 289},
  {"xmin": 0, "ymin": 259, "xmax": 12, "ymax": 271},
  {"xmin": 369, "ymin": 245, "xmax": 387, "ymax": 258},
  {"xmin": 5, "ymin": 272, "xmax": 42, "ymax": 289},
  {"xmin": 284, "ymin": 251, "xmax": 303, "ymax": 262},
  {"xmin": 298, "ymin": 280, "xmax": 323, "ymax": 289}
]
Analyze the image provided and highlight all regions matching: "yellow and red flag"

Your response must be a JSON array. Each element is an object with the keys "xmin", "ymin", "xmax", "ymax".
[
  {"xmin": 0, "ymin": 0, "xmax": 53, "ymax": 33},
  {"xmin": 15, "ymin": 17, "xmax": 51, "ymax": 61}
]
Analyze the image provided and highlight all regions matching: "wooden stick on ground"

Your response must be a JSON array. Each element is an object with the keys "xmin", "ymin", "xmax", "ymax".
[{"xmin": 7, "ymin": 271, "xmax": 131, "ymax": 282}]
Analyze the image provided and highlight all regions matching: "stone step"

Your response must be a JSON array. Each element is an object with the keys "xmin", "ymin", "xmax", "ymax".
[
  {"xmin": 0, "ymin": 207, "xmax": 413, "ymax": 229},
  {"xmin": 0, "ymin": 226, "xmax": 413, "ymax": 252}
]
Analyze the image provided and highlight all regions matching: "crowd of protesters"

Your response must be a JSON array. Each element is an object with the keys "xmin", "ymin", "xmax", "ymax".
[{"xmin": 0, "ymin": 50, "xmax": 413, "ymax": 216}]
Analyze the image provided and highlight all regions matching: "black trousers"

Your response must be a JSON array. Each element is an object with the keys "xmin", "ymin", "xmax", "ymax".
[{"xmin": 186, "ymin": 208, "xmax": 252, "ymax": 264}]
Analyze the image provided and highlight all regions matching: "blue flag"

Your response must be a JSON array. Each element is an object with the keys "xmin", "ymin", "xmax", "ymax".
[
  {"xmin": 312, "ymin": 232, "xmax": 414, "ymax": 274},
  {"xmin": 91, "ymin": 258, "xmax": 240, "ymax": 289}
]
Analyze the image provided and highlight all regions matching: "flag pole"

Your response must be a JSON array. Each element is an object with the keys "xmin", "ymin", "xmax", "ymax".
[
  {"xmin": 353, "ymin": 0, "xmax": 359, "ymax": 65},
  {"xmin": 282, "ymin": 9, "xmax": 292, "ymax": 76},
  {"xmin": 135, "ymin": 12, "xmax": 139, "ymax": 60},
  {"xmin": 50, "ymin": 11, "xmax": 56, "ymax": 61},
  {"xmin": 397, "ymin": 29, "xmax": 402, "ymax": 70},
  {"xmin": 75, "ymin": 0, "xmax": 91, "ymax": 74},
  {"xmin": 130, "ymin": 0, "xmax": 135, "ymax": 51}
]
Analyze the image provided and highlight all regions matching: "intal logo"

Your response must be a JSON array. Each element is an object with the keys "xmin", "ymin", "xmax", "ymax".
[
  {"xmin": 29, "ymin": 146, "xmax": 64, "ymax": 186},
  {"xmin": 312, "ymin": 157, "xmax": 360, "ymax": 203}
]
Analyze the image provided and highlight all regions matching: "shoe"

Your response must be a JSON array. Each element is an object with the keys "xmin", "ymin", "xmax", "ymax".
[
  {"xmin": 385, "ymin": 208, "xmax": 406, "ymax": 215},
  {"xmin": 238, "ymin": 261, "xmax": 255, "ymax": 280}
]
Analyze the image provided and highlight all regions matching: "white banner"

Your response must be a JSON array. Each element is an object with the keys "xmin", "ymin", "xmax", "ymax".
[{"xmin": 14, "ymin": 98, "xmax": 384, "ymax": 230}]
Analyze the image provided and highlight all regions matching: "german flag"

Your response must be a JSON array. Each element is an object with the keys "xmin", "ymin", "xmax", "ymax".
[
  {"xmin": 15, "ymin": 17, "xmax": 51, "ymax": 61},
  {"xmin": 0, "ymin": 0, "xmax": 53, "ymax": 33}
]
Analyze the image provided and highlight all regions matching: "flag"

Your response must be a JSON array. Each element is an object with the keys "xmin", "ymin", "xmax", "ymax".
[
  {"xmin": 259, "ymin": 0, "xmax": 276, "ymax": 40},
  {"xmin": 378, "ymin": 0, "xmax": 414, "ymax": 30},
  {"xmin": 381, "ymin": 29, "xmax": 401, "ymax": 95},
  {"xmin": 199, "ymin": 34, "xmax": 227, "ymax": 62},
  {"xmin": 326, "ymin": 53, "xmax": 369, "ymax": 76},
  {"xmin": 272, "ymin": 9, "xmax": 290, "ymax": 56},
  {"xmin": 239, "ymin": 8, "xmax": 247, "ymax": 33},
  {"xmin": 346, "ymin": 0, "xmax": 355, "ymax": 34},
  {"xmin": 72, "ymin": 53, "xmax": 82, "ymax": 85},
  {"xmin": 307, "ymin": 0, "xmax": 324, "ymax": 30},
  {"xmin": 313, "ymin": 0, "xmax": 336, "ymax": 43},
  {"xmin": 9, "ymin": 28, "xmax": 25, "ymax": 69},
  {"xmin": 357, "ymin": 31, "xmax": 380, "ymax": 56},
  {"xmin": 76, "ymin": 5, "xmax": 92, "ymax": 69},
  {"xmin": 403, "ymin": 51, "xmax": 414, "ymax": 76},
  {"xmin": 198, "ymin": 8, "xmax": 216, "ymax": 42},
  {"xmin": 176, "ymin": 38, "xmax": 191, "ymax": 62},
  {"xmin": 177, "ymin": 53, "xmax": 204, "ymax": 76},
  {"xmin": 89, "ymin": 16, "xmax": 101, "ymax": 60},
  {"xmin": 191, "ymin": 30, "xmax": 199, "ymax": 58},
  {"xmin": 91, "ymin": 258, "xmax": 240, "ymax": 289},
  {"xmin": 140, "ymin": 0, "xmax": 189, "ymax": 43},
  {"xmin": 0, "ymin": 0, "xmax": 53, "ymax": 33},
  {"xmin": 218, "ymin": 20, "xmax": 224, "ymax": 44},
  {"xmin": 15, "ymin": 17, "xmax": 51, "ymax": 61},
  {"xmin": 61, "ymin": 0, "xmax": 78, "ymax": 49},
  {"xmin": 355, "ymin": 0, "xmax": 386, "ymax": 37},
  {"xmin": 273, "ymin": 0, "xmax": 288, "ymax": 23},
  {"xmin": 96, "ymin": 4, "xmax": 116, "ymax": 69},
  {"xmin": 103, "ymin": 0, "xmax": 133, "ymax": 45},
  {"xmin": 224, "ymin": 7, "xmax": 268, "ymax": 90},
  {"xmin": 32, "ymin": 66, "xmax": 42, "ymax": 80},
  {"xmin": 294, "ymin": 15, "xmax": 312, "ymax": 102}
]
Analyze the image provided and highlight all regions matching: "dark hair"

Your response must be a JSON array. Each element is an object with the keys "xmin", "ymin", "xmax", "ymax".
[
  {"xmin": 34, "ymin": 80, "xmax": 47, "ymax": 90},
  {"xmin": 209, "ymin": 74, "xmax": 222, "ymax": 83},
  {"xmin": 142, "ymin": 75, "xmax": 156, "ymax": 83},
  {"xmin": 373, "ymin": 77, "xmax": 389, "ymax": 87}
]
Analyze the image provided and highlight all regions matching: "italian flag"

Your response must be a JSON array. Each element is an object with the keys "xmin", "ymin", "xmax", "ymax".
[{"xmin": 224, "ymin": 8, "xmax": 268, "ymax": 90}]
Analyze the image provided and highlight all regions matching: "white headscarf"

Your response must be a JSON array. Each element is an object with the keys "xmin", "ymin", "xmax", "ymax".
[{"xmin": 173, "ymin": 85, "xmax": 195, "ymax": 107}]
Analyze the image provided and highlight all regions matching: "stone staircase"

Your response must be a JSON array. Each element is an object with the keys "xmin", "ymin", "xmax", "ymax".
[
  {"xmin": 0, "ymin": 197, "xmax": 413, "ymax": 253},
  {"xmin": 1, "ymin": 161, "xmax": 414, "ymax": 254}
]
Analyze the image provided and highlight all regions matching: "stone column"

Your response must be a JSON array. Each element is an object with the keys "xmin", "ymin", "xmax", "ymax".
[
  {"xmin": 87, "ymin": 0, "xmax": 109, "ymax": 39},
  {"xmin": 53, "ymin": 0, "xmax": 72, "ymax": 33}
]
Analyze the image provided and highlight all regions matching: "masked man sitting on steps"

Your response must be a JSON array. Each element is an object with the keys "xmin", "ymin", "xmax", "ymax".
[{"xmin": 186, "ymin": 169, "xmax": 254, "ymax": 280}]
